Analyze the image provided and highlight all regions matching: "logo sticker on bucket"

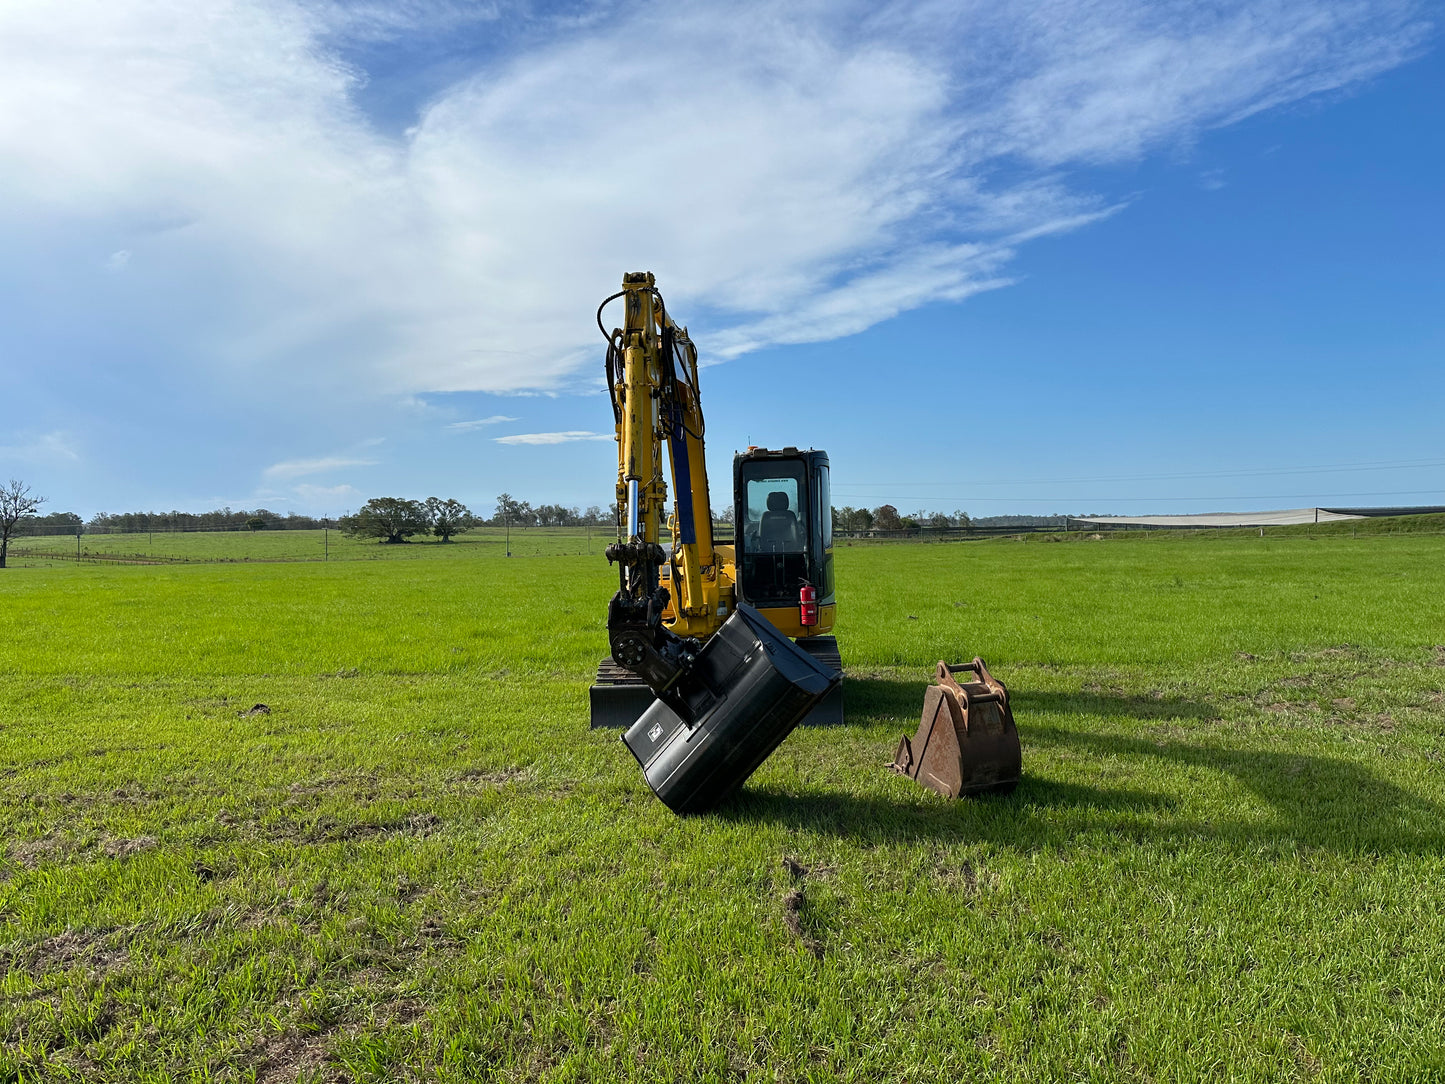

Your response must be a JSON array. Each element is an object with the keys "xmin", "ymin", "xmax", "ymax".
[{"xmin": 648, "ymin": 722, "xmax": 664, "ymax": 742}]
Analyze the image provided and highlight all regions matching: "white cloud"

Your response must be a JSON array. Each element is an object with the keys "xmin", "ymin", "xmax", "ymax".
[
  {"xmin": 105, "ymin": 249, "xmax": 132, "ymax": 272},
  {"xmin": 293, "ymin": 482, "xmax": 362, "ymax": 503},
  {"xmin": 263, "ymin": 455, "xmax": 378, "ymax": 480},
  {"xmin": 0, "ymin": 430, "xmax": 82, "ymax": 466},
  {"xmin": 493, "ymin": 431, "xmax": 613, "ymax": 445},
  {"xmin": 302, "ymin": 0, "xmax": 502, "ymax": 41},
  {"xmin": 445, "ymin": 415, "xmax": 519, "ymax": 431},
  {"xmin": 0, "ymin": 0, "xmax": 1430, "ymax": 398}
]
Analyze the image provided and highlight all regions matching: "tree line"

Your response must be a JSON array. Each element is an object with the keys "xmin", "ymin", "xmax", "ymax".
[
  {"xmin": 491, "ymin": 494, "xmax": 613, "ymax": 528},
  {"xmin": 3, "ymin": 477, "xmax": 1032, "ymax": 562},
  {"xmin": 337, "ymin": 494, "xmax": 621, "ymax": 543},
  {"xmin": 81, "ymin": 509, "xmax": 334, "ymax": 532},
  {"xmin": 833, "ymin": 505, "xmax": 973, "ymax": 532}
]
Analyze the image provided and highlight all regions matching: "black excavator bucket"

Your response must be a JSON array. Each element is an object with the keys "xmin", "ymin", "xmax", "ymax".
[
  {"xmin": 622, "ymin": 603, "xmax": 839, "ymax": 814},
  {"xmin": 590, "ymin": 633, "xmax": 843, "ymax": 730},
  {"xmin": 892, "ymin": 658, "xmax": 1021, "ymax": 798}
]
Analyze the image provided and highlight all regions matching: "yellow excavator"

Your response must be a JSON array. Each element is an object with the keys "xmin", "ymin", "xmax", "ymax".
[{"xmin": 588, "ymin": 272, "xmax": 1019, "ymax": 812}]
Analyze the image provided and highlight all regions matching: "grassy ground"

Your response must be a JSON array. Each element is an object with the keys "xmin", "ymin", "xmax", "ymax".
[
  {"xmin": 6, "ymin": 528, "xmax": 613, "ymax": 566},
  {"xmin": 2, "ymin": 531, "xmax": 1443, "ymax": 1082}
]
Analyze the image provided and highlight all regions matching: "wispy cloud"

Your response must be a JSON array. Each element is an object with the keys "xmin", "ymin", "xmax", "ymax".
[
  {"xmin": 445, "ymin": 415, "xmax": 519, "ymax": 431},
  {"xmin": 0, "ymin": 430, "xmax": 82, "ymax": 466},
  {"xmin": 0, "ymin": 0, "xmax": 1431, "ymax": 400},
  {"xmin": 262, "ymin": 455, "xmax": 378, "ymax": 480},
  {"xmin": 293, "ymin": 482, "xmax": 362, "ymax": 503},
  {"xmin": 304, "ymin": 0, "xmax": 503, "ymax": 42},
  {"xmin": 493, "ymin": 431, "xmax": 612, "ymax": 446}
]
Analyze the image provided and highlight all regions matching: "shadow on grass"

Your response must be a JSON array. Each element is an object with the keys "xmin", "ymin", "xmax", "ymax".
[
  {"xmin": 845, "ymin": 677, "xmax": 1217, "ymax": 723},
  {"xmin": 722, "ymin": 693, "xmax": 1445, "ymax": 855},
  {"xmin": 1027, "ymin": 723, "xmax": 1445, "ymax": 854}
]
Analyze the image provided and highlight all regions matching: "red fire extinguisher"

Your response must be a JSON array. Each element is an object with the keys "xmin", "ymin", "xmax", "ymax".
[{"xmin": 799, "ymin": 582, "xmax": 819, "ymax": 627}]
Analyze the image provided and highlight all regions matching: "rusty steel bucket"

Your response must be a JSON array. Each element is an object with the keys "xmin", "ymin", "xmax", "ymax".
[{"xmin": 892, "ymin": 658, "xmax": 1021, "ymax": 798}]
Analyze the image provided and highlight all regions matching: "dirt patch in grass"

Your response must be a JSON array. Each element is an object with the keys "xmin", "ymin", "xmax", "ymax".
[
  {"xmin": 2, "ymin": 927, "xmax": 130, "ymax": 980},
  {"xmin": 8, "ymin": 833, "xmax": 84, "ymax": 869},
  {"xmin": 258, "ymin": 808, "xmax": 443, "ymax": 844},
  {"xmin": 285, "ymin": 773, "xmax": 384, "ymax": 801},
  {"xmin": 406, "ymin": 812, "xmax": 441, "ymax": 835},
  {"xmin": 373, "ymin": 997, "xmax": 429, "ymax": 1029},
  {"xmin": 1294, "ymin": 644, "xmax": 1360, "ymax": 661},
  {"xmin": 253, "ymin": 1028, "xmax": 343, "ymax": 1084},
  {"xmin": 318, "ymin": 813, "xmax": 441, "ymax": 843},
  {"xmin": 777, "ymin": 859, "xmax": 825, "ymax": 959},
  {"xmin": 782, "ymin": 888, "xmax": 823, "ymax": 959},
  {"xmin": 457, "ymin": 767, "xmax": 531, "ymax": 785},
  {"xmin": 932, "ymin": 858, "xmax": 997, "ymax": 895},
  {"xmin": 103, "ymin": 835, "xmax": 158, "ymax": 858}
]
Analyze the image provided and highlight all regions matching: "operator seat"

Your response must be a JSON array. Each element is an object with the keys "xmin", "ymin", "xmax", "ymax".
[{"xmin": 760, "ymin": 491, "xmax": 800, "ymax": 550}]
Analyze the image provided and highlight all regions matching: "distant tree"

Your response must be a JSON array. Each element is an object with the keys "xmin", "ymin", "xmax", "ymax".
[
  {"xmin": 534, "ymin": 502, "xmax": 573, "ymax": 527},
  {"xmin": 0, "ymin": 480, "xmax": 45, "ymax": 568},
  {"xmin": 582, "ymin": 505, "xmax": 606, "ymax": 526},
  {"xmin": 425, "ymin": 497, "xmax": 475, "ymax": 542},
  {"xmin": 872, "ymin": 504, "xmax": 902, "ymax": 531},
  {"xmin": 900, "ymin": 515, "xmax": 920, "ymax": 531},
  {"xmin": 833, "ymin": 506, "xmax": 873, "ymax": 533},
  {"xmin": 713, "ymin": 505, "xmax": 734, "ymax": 524},
  {"xmin": 247, "ymin": 517, "xmax": 267, "ymax": 532},
  {"xmin": 33, "ymin": 511, "xmax": 82, "ymax": 529},
  {"xmin": 339, "ymin": 497, "xmax": 427, "ymax": 543},
  {"xmin": 494, "ymin": 493, "xmax": 533, "ymax": 527}
]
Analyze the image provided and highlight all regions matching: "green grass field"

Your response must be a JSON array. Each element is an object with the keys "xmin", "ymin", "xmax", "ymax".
[
  {"xmin": 6, "ymin": 527, "xmax": 613, "ymax": 565},
  {"xmin": 3, "ymin": 528, "xmax": 1444, "ymax": 1082}
]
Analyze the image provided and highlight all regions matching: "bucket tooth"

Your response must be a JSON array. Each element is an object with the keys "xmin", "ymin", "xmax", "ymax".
[{"xmin": 892, "ymin": 658, "xmax": 1021, "ymax": 798}]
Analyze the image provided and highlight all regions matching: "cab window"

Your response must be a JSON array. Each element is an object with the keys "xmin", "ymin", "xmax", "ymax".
[
  {"xmin": 816, "ymin": 463, "xmax": 831, "ymax": 550},
  {"xmin": 739, "ymin": 460, "xmax": 807, "ymax": 605}
]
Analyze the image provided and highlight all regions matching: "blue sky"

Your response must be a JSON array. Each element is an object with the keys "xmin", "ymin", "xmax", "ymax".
[{"xmin": 1, "ymin": 0, "xmax": 1440, "ymax": 521}]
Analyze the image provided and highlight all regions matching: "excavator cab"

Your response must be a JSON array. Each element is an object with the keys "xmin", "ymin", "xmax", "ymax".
[
  {"xmin": 734, "ymin": 448, "xmax": 835, "ymax": 638},
  {"xmin": 733, "ymin": 448, "xmax": 842, "ymax": 723}
]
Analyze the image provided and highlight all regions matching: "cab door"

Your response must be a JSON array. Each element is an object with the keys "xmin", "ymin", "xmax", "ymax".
[{"xmin": 732, "ymin": 449, "xmax": 835, "ymax": 638}]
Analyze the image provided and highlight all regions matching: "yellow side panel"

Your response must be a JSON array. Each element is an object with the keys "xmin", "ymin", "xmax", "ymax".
[{"xmin": 755, "ymin": 603, "xmax": 836, "ymax": 641}]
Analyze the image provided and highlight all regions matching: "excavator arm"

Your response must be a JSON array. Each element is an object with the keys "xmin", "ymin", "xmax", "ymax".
[{"xmin": 599, "ymin": 273, "xmax": 723, "ymax": 716}]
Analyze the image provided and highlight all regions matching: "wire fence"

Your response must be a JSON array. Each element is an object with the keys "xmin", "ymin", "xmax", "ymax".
[{"xmin": 8, "ymin": 511, "xmax": 1444, "ymax": 569}]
